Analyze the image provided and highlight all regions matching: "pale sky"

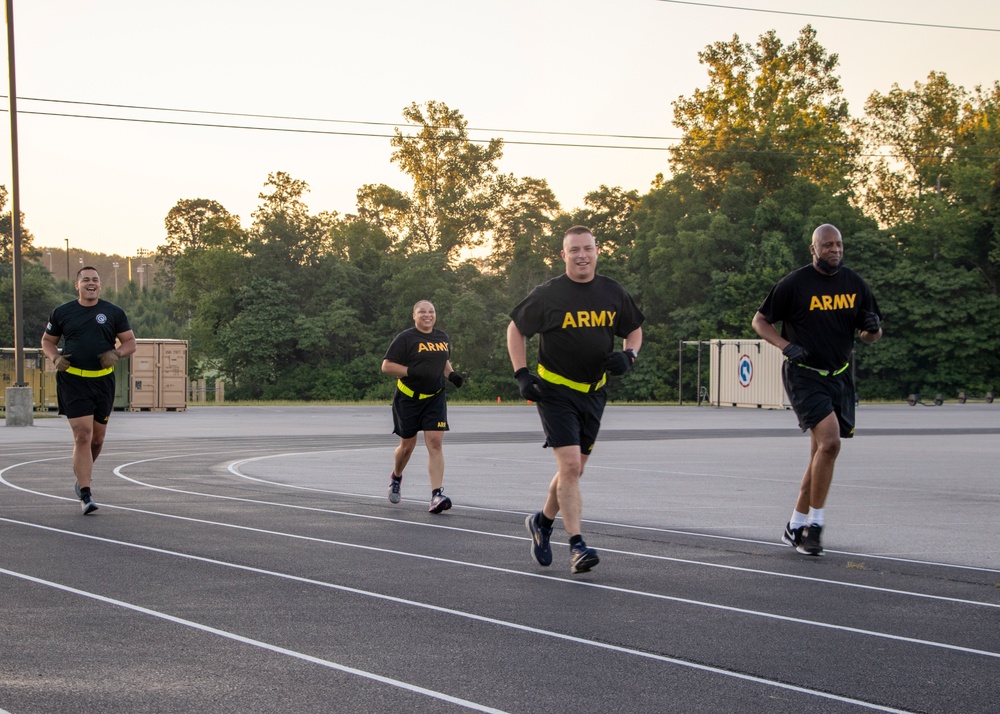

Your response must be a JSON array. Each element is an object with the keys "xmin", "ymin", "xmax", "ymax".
[{"xmin": 2, "ymin": 0, "xmax": 999, "ymax": 258}]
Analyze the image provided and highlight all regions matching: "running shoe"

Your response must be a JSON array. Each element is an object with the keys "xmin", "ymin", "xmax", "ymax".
[
  {"xmin": 74, "ymin": 481, "xmax": 82, "ymax": 499},
  {"xmin": 525, "ymin": 512, "xmax": 553, "ymax": 567},
  {"xmin": 387, "ymin": 475, "xmax": 401, "ymax": 504},
  {"xmin": 428, "ymin": 491, "xmax": 452, "ymax": 514},
  {"xmin": 796, "ymin": 524, "xmax": 824, "ymax": 556},
  {"xmin": 80, "ymin": 494, "xmax": 98, "ymax": 515},
  {"xmin": 782, "ymin": 522, "xmax": 804, "ymax": 548},
  {"xmin": 570, "ymin": 542, "xmax": 600, "ymax": 573}
]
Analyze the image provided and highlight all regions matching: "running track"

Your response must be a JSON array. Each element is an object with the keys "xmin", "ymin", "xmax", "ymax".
[{"xmin": 2, "ymin": 405, "xmax": 998, "ymax": 713}]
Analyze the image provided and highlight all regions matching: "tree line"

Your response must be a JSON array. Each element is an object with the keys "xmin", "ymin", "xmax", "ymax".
[{"xmin": 4, "ymin": 26, "xmax": 998, "ymax": 402}]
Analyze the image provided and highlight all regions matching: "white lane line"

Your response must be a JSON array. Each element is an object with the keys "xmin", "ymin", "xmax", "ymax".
[
  {"xmin": 0, "ymin": 527, "xmax": 918, "ymax": 714},
  {"xmin": 3, "ymin": 512, "xmax": 997, "ymax": 663},
  {"xmin": 230, "ymin": 450, "xmax": 1000, "ymax": 575},
  {"xmin": 3, "ymin": 456, "xmax": 999, "ymax": 612},
  {"xmin": 0, "ymin": 566, "xmax": 508, "ymax": 714},
  {"xmin": 6, "ymin": 444, "xmax": 998, "ymax": 576}
]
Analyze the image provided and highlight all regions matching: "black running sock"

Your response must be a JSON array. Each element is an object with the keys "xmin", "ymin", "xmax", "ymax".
[
  {"xmin": 432, "ymin": 488, "xmax": 443, "ymax": 497},
  {"xmin": 538, "ymin": 513, "xmax": 554, "ymax": 529},
  {"xmin": 569, "ymin": 534, "xmax": 584, "ymax": 547},
  {"xmin": 79, "ymin": 486, "xmax": 92, "ymax": 499}
]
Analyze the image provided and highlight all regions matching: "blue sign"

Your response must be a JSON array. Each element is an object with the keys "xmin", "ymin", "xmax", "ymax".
[{"xmin": 738, "ymin": 354, "xmax": 753, "ymax": 387}]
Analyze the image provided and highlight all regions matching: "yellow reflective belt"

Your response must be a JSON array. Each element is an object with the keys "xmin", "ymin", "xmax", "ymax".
[
  {"xmin": 65, "ymin": 366, "xmax": 115, "ymax": 378},
  {"xmin": 396, "ymin": 379, "xmax": 441, "ymax": 400},
  {"xmin": 537, "ymin": 364, "xmax": 607, "ymax": 393},
  {"xmin": 794, "ymin": 361, "xmax": 850, "ymax": 377}
]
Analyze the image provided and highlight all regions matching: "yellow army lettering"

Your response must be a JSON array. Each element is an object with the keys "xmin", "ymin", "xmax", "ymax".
[
  {"xmin": 417, "ymin": 342, "xmax": 450, "ymax": 352},
  {"xmin": 561, "ymin": 310, "xmax": 617, "ymax": 329},
  {"xmin": 808, "ymin": 294, "xmax": 857, "ymax": 311},
  {"xmin": 437, "ymin": 421, "xmax": 447, "ymax": 428}
]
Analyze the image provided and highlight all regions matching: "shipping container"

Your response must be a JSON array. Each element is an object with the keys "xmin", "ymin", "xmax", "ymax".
[
  {"xmin": 128, "ymin": 339, "xmax": 188, "ymax": 411},
  {"xmin": 708, "ymin": 339, "xmax": 790, "ymax": 409},
  {"xmin": 1, "ymin": 348, "xmax": 57, "ymax": 409}
]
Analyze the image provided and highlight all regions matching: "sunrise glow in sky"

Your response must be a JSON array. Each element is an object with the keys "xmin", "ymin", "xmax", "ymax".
[{"xmin": 2, "ymin": 0, "xmax": 999, "ymax": 257}]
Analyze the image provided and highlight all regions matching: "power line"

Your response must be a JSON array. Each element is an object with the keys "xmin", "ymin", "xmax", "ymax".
[
  {"xmin": 0, "ymin": 107, "xmax": 676, "ymax": 151},
  {"xmin": 654, "ymin": 0, "xmax": 1000, "ymax": 33},
  {"xmin": 0, "ymin": 103, "xmax": 993, "ymax": 161},
  {"xmin": 3, "ymin": 95, "xmax": 674, "ymax": 143}
]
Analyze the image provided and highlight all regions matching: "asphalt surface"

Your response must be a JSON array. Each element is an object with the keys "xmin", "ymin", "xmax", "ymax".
[{"xmin": 1, "ymin": 403, "xmax": 998, "ymax": 713}]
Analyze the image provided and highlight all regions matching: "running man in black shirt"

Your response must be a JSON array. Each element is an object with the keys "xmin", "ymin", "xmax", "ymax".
[
  {"xmin": 381, "ymin": 300, "xmax": 464, "ymax": 513},
  {"xmin": 507, "ymin": 226, "xmax": 644, "ymax": 573},
  {"xmin": 41, "ymin": 266, "xmax": 136, "ymax": 514},
  {"xmin": 753, "ymin": 224, "xmax": 883, "ymax": 556}
]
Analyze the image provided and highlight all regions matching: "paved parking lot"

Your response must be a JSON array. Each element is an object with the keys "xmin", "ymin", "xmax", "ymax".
[{"xmin": 2, "ymin": 403, "xmax": 998, "ymax": 712}]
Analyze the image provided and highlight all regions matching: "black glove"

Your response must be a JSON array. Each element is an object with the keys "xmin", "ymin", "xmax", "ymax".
[
  {"xmin": 603, "ymin": 350, "xmax": 636, "ymax": 376},
  {"xmin": 447, "ymin": 372, "xmax": 465, "ymax": 388},
  {"xmin": 514, "ymin": 367, "xmax": 544, "ymax": 402},
  {"xmin": 782, "ymin": 343, "xmax": 810, "ymax": 363},
  {"xmin": 861, "ymin": 311, "xmax": 881, "ymax": 334}
]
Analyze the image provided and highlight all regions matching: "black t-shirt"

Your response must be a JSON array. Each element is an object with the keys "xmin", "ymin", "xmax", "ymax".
[
  {"xmin": 383, "ymin": 327, "xmax": 451, "ymax": 394},
  {"xmin": 758, "ymin": 264, "xmax": 881, "ymax": 371},
  {"xmin": 44, "ymin": 299, "xmax": 132, "ymax": 371},
  {"xmin": 509, "ymin": 274, "xmax": 645, "ymax": 384}
]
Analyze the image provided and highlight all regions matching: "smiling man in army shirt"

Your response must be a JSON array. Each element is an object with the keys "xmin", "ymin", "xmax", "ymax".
[
  {"xmin": 753, "ymin": 223, "xmax": 883, "ymax": 557},
  {"xmin": 381, "ymin": 300, "xmax": 465, "ymax": 513},
  {"xmin": 507, "ymin": 226, "xmax": 644, "ymax": 574},
  {"xmin": 41, "ymin": 266, "xmax": 136, "ymax": 514}
]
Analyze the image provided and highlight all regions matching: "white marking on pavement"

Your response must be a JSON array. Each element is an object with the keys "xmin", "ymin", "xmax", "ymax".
[
  {"xmin": 0, "ymin": 565, "xmax": 510, "ymax": 714},
  {"xmin": 1, "ymin": 528, "xmax": 920, "ymax": 714}
]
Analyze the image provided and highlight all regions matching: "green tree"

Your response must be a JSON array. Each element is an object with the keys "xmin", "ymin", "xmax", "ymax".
[
  {"xmin": 671, "ymin": 25, "xmax": 859, "ymax": 206},
  {"xmin": 0, "ymin": 185, "xmax": 39, "ymax": 263},
  {"xmin": 158, "ymin": 198, "xmax": 246, "ymax": 288},
  {"xmin": 489, "ymin": 176, "xmax": 561, "ymax": 296},
  {"xmin": 251, "ymin": 172, "xmax": 337, "ymax": 266},
  {"xmin": 390, "ymin": 100, "xmax": 506, "ymax": 258},
  {"xmin": 215, "ymin": 276, "xmax": 297, "ymax": 397},
  {"xmin": 0, "ymin": 263, "xmax": 60, "ymax": 347}
]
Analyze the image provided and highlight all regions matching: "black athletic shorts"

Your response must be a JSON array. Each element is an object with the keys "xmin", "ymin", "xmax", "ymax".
[
  {"xmin": 535, "ymin": 381, "xmax": 607, "ymax": 454},
  {"xmin": 57, "ymin": 372, "xmax": 115, "ymax": 423},
  {"xmin": 392, "ymin": 389, "xmax": 449, "ymax": 439},
  {"xmin": 782, "ymin": 363, "xmax": 855, "ymax": 438}
]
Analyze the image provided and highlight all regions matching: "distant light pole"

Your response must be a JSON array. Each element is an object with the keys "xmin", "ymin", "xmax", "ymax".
[
  {"xmin": 46, "ymin": 248, "xmax": 52, "ymax": 273},
  {"xmin": 112, "ymin": 261, "xmax": 119, "ymax": 292},
  {"xmin": 64, "ymin": 238, "xmax": 69, "ymax": 280}
]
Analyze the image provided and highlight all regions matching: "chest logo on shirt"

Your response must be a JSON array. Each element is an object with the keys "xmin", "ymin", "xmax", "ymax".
[
  {"xmin": 561, "ymin": 310, "xmax": 617, "ymax": 329},
  {"xmin": 96, "ymin": 314, "xmax": 108, "ymax": 324},
  {"xmin": 809, "ymin": 294, "xmax": 856, "ymax": 311},
  {"xmin": 417, "ymin": 341, "xmax": 449, "ymax": 352}
]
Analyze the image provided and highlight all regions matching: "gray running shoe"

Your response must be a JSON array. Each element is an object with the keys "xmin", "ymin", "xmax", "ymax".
[
  {"xmin": 387, "ymin": 475, "xmax": 401, "ymax": 504},
  {"xmin": 80, "ymin": 494, "xmax": 98, "ymax": 515},
  {"xmin": 428, "ymin": 491, "xmax": 452, "ymax": 514}
]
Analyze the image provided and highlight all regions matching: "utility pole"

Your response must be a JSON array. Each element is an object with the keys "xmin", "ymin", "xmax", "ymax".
[{"xmin": 5, "ymin": 0, "xmax": 32, "ymax": 425}]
